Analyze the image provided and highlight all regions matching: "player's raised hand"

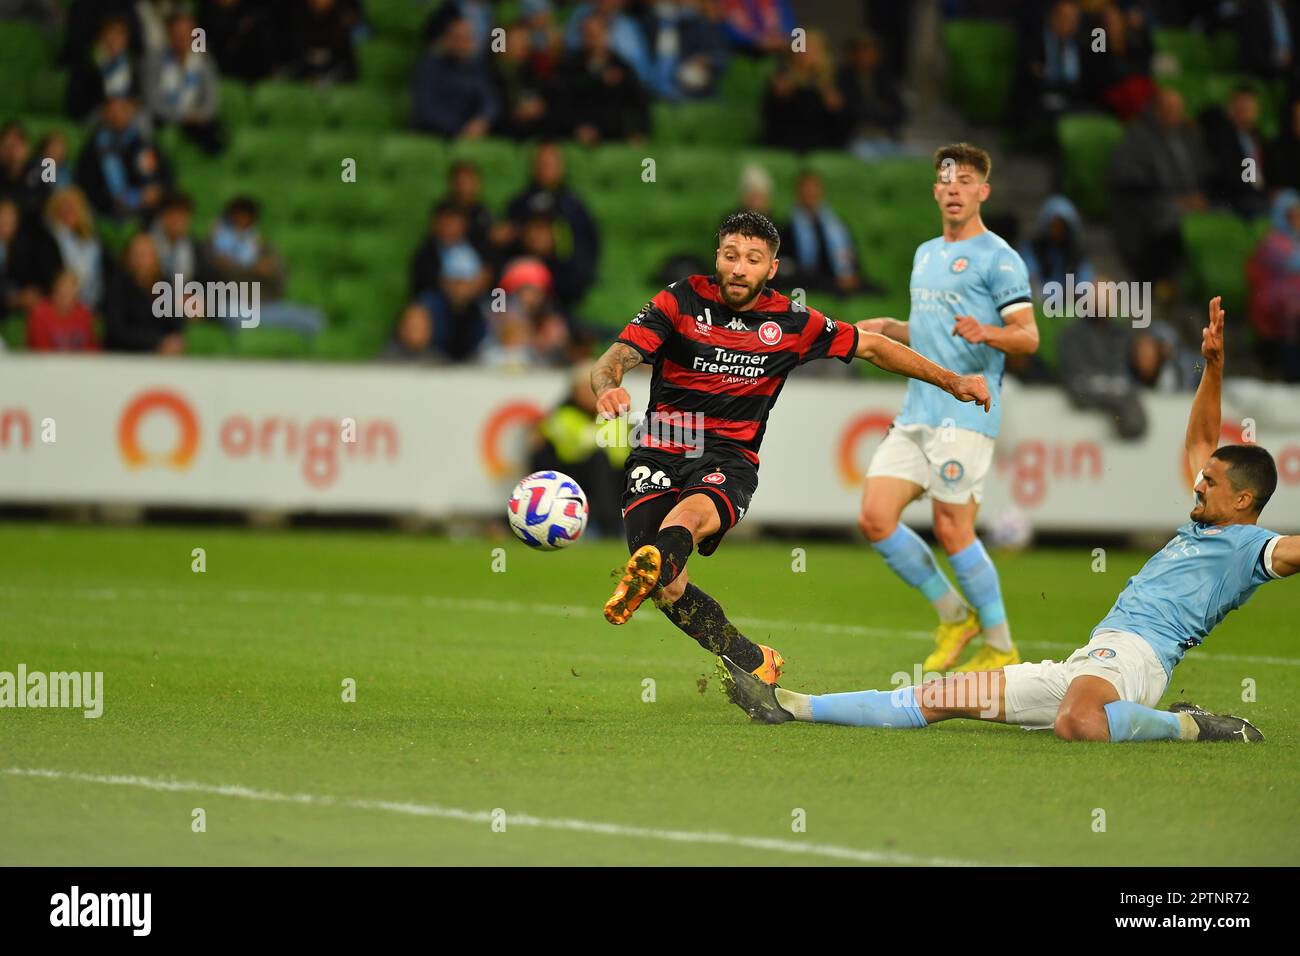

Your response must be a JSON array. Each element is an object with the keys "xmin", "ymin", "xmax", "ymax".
[
  {"xmin": 949, "ymin": 373, "xmax": 991, "ymax": 412},
  {"xmin": 595, "ymin": 387, "xmax": 632, "ymax": 420},
  {"xmin": 951, "ymin": 314, "xmax": 988, "ymax": 344},
  {"xmin": 1202, "ymin": 296, "xmax": 1225, "ymax": 366}
]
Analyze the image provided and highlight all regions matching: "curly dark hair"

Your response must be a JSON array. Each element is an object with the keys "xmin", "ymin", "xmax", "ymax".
[{"xmin": 716, "ymin": 210, "xmax": 780, "ymax": 256}]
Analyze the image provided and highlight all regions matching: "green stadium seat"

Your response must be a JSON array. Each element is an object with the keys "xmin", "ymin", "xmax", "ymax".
[
  {"xmin": 217, "ymin": 79, "xmax": 252, "ymax": 127},
  {"xmin": 230, "ymin": 325, "xmax": 312, "ymax": 358},
  {"xmin": 1181, "ymin": 211, "xmax": 1255, "ymax": 315},
  {"xmin": 277, "ymin": 229, "xmax": 351, "ymax": 275},
  {"xmin": 1153, "ymin": 29, "xmax": 1215, "ymax": 72},
  {"xmin": 309, "ymin": 323, "xmax": 372, "ymax": 360},
  {"xmin": 250, "ymin": 82, "xmax": 327, "ymax": 128},
  {"xmin": 228, "ymin": 127, "xmax": 313, "ymax": 178},
  {"xmin": 323, "ymin": 86, "xmax": 405, "ymax": 130},
  {"xmin": 719, "ymin": 56, "xmax": 775, "ymax": 111},
  {"xmin": 367, "ymin": 0, "xmax": 435, "ymax": 36},
  {"xmin": 652, "ymin": 100, "xmax": 756, "ymax": 146},
  {"xmin": 0, "ymin": 315, "xmax": 26, "ymax": 350},
  {"xmin": 942, "ymin": 20, "xmax": 1017, "ymax": 124},
  {"xmin": 357, "ymin": 38, "xmax": 417, "ymax": 90},
  {"xmin": 184, "ymin": 321, "xmax": 234, "ymax": 356},
  {"xmin": 1057, "ymin": 113, "xmax": 1126, "ymax": 219}
]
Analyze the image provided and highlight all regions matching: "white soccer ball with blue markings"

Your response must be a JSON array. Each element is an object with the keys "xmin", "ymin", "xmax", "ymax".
[{"xmin": 507, "ymin": 470, "xmax": 589, "ymax": 550}]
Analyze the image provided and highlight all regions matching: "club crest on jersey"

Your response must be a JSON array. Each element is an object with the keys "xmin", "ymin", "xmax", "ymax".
[
  {"xmin": 951, "ymin": 257, "xmax": 969, "ymax": 274},
  {"xmin": 758, "ymin": 321, "xmax": 782, "ymax": 346},
  {"xmin": 1089, "ymin": 647, "xmax": 1117, "ymax": 660},
  {"xmin": 701, "ymin": 472, "xmax": 726, "ymax": 485},
  {"xmin": 939, "ymin": 459, "xmax": 964, "ymax": 484},
  {"xmin": 695, "ymin": 308, "xmax": 714, "ymax": 335}
]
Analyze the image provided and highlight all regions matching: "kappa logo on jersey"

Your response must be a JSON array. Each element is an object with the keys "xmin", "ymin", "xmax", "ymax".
[
  {"xmin": 631, "ymin": 301, "xmax": 652, "ymax": 325},
  {"xmin": 726, "ymin": 317, "xmax": 747, "ymax": 331},
  {"xmin": 1089, "ymin": 647, "xmax": 1117, "ymax": 660},
  {"xmin": 824, "ymin": 315, "xmax": 835, "ymax": 333},
  {"xmin": 951, "ymin": 257, "xmax": 969, "ymax": 274},
  {"xmin": 701, "ymin": 471, "xmax": 726, "ymax": 484},
  {"xmin": 939, "ymin": 459, "xmax": 964, "ymax": 484},
  {"xmin": 758, "ymin": 321, "xmax": 782, "ymax": 346}
]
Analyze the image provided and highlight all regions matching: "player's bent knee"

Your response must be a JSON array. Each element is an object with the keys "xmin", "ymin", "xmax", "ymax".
[
  {"xmin": 1054, "ymin": 707, "xmax": 1110, "ymax": 742},
  {"xmin": 857, "ymin": 508, "xmax": 896, "ymax": 542}
]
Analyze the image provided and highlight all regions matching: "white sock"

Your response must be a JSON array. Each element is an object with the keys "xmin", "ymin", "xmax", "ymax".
[
  {"xmin": 933, "ymin": 588, "xmax": 969, "ymax": 624},
  {"xmin": 774, "ymin": 688, "xmax": 813, "ymax": 721},
  {"xmin": 983, "ymin": 620, "xmax": 1012, "ymax": 652}
]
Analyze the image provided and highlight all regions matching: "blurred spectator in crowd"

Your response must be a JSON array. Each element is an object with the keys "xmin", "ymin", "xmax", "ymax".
[
  {"xmin": 285, "ymin": 0, "xmax": 358, "ymax": 84},
  {"xmin": 198, "ymin": 0, "xmax": 277, "ymax": 83},
  {"xmin": 1014, "ymin": 0, "xmax": 1087, "ymax": 145},
  {"xmin": 481, "ymin": 256, "xmax": 570, "ymax": 367},
  {"xmin": 74, "ymin": 96, "xmax": 172, "ymax": 223},
  {"xmin": 565, "ymin": 0, "xmax": 654, "ymax": 86},
  {"xmin": 1106, "ymin": 87, "xmax": 1206, "ymax": 284},
  {"xmin": 1020, "ymin": 195, "xmax": 1094, "ymax": 298},
  {"xmin": 761, "ymin": 30, "xmax": 846, "ymax": 151},
  {"xmin": 392, "ymin": 244, "xmax": 488, "ymax": 362},
  {"xmin": 1201, "ymin": 85, "xmax": 1269, "ymax": 218},
  {"xmin": 737, "ymin": 162, "xmax": 773, "ymax": 215},
  {"xmin": 0, "ymin": 122, "xmax": 45, "ymax": 218},
  {"xmin": 26, "ymin": 268, "xmax": 99, "ymax": 351},
  {"xmin": 61, "ymin": 0, "xmax": 142, "ymax": 65},
  {"xmin": 1082, "ymin": 1, "xmax": 1154, "ymax": 121},
  {"xmin": 412, "ymin": 15, "xmax": 498, "ymax": 138},
  {"xmin": 409, "ymin": 201, "xmax": 489, "ymax": 300},
  {"xmin": 441, "ymin": 161, "xmax": 506, "ymax": 265},
  {"xmin": 1127, "ymin": 322, "xmax": 1199, "ymax": 391},
  {"xmin": 506, "ymin": 143, "xmax": 600, "ymax": 307},
  {"xmin": 837, "ymin": 33, "xmax": 906, "ymax": 159},
  {"xmin": 422, "ymin": 0, "xmax": 493, "ymax": 57},
  {"xmin": 206, "ymin": 196, "xmax": 326, "ymax": 335},
  {"xmin": 150, "ymin": 192, "xmax": 207, "ymax": 284},
  {"xmin": 1004, "ymin": 349, "xmax": 1057, "ymax": 384},
  {"xmin": 144, "ymin": 12, "xmax": 227, "ymax": 155},
  {"xmin": 1246, "ymin": 189, "xmax": 1300, "ymax": 380},
  {"xmin": 720, "ymin": 0, "xmax": 795, "ymax": 56},
  {"xmin": 554, "ymin": 13, "xmax": 651, "ymax": 144},
  {"xmin": 1059, "ymin": 302, "xmax": 1147, "ymax": 439},
  {"xmin": 1234, "ymin": 0, "xmax": 1298, "ymax": 87},
  {"xmin": 639, "ymin": 0, "xmax": 729, "ymax": 100},
  {"xmin": 66, "ymin": 15, "xmax": 137, "ymax": 120},
  {"xmin": 0, "ymin": 197, "xmax": 47, "ymax": 316},
  {"xmin": 528, "ymin": 364, "xmax": 629, "ymax": 536},
  {"xmin": 519, "ymin": 0, "xmax": 565, "ymax": 73},
  {"xmin": 779, "ymin": 170, "xmax": 877, "ymax": 297},
  {"xmin": 103, "ymin": 232, "xmax": 185, "ymax": 353},
  {"xmin": 505, "ymin": 211, "xmax": 584, "ymax": 311},
  {"xmin": 491, "ymin": 22, "xmax": 555, "ymax": 140},
  {"xmin": 42, "ymin": 187, "xmax": 108, "ymax": 310},
  {"xmin": 1266, "ymin": 96, "xmax": 1300, "ymax": 191}
]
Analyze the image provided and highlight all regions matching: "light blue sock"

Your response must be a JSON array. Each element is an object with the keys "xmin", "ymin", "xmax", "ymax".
[
  {"xmin": 809, "ymin": 687, "xmax": 929, "ymax": 729},
  {"xmin": 871, "ymin": 525, "xmax": 966, "ymax": 622},
  {"xmin": 948, "ymin": 538, "xmax": 1010, "ymax": 648},
  {"xmin": 1103, "ymin": 701, "xmax": 1183, "ymax": 743}
]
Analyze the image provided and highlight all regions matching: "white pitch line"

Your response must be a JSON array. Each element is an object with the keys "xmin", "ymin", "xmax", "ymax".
[
  {"xmin": 0, "ymin": 767, "xmax": 1016, "ymax": 867},
  {"xmin": 2, "ymin": 584, "xmax": 1296, "ymax": 668}
]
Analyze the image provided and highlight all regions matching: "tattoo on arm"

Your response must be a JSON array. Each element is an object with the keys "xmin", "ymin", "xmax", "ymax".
[{"xmin": 591, "ymin": 342, "xmax": 643, "ymax": 395}]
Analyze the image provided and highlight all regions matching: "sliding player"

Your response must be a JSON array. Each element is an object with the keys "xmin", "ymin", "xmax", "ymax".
[
  {"xmin": 856, "ymin": 143, "xmax": 1038, "ymax": 674},
  {"xmin": 590, "ymin": 210, "xmax": 990, "ymax": 685},
  {"xmin": 721, "ymin": 297, "xmax": 1296, "ymax": 742}
]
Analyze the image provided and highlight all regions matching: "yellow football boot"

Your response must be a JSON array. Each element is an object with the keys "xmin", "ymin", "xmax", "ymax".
[
  {"xmin": 953, "ymin": 642, "xmax": 1021, "ymax": 672},
  {"xmin": 921, "ymin": 610, "xmax": 981, "ymax": 673}
]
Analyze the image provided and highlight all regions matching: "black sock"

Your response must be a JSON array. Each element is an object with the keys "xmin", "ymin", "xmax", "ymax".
[
  {"xmin": 657, "ymin": 583, "xmax": 764, "ymax": 671},
  {"xmin": 653, "ymin": 525, "xmax": 694, "ymax": 588}
]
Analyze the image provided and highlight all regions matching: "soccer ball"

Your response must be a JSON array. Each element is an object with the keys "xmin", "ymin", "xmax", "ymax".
[{"xmin": 507, "ymin": 471, "xmax": 589, "ymax": 550}]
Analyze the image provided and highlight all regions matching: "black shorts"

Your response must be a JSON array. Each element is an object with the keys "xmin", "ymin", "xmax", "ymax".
[{"xmin": 620, "ymin": 446, "xmax": 758, "ymax": 557}]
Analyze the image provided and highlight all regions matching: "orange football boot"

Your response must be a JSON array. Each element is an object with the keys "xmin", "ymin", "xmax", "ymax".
[{"xmin": 604, "ymin": 545, "xmax": 662, "ymax": 624}]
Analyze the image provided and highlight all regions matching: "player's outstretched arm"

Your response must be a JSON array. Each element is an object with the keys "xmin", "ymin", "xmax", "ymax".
[
  {"xmin": 855, "ymin": 317, "xmax": 910, "ymax": 344},
  {"xmin": 1270, "ymin": 537, "xmax": 1300, "ymax": 578},
  {"xmin": 1186, "ymin": 296, "xmax": 1225, "ymax": 477},
  {"xmin": 855, "ymin": 331, "xmax": 991, "ymax": 411},
  {"xmin": 952, "ymin": 305, "xmax": 1039, "ymax": 354},
  {"xmin": 591, "ymin": 342, "xmax": 642, "ymax": 420}
]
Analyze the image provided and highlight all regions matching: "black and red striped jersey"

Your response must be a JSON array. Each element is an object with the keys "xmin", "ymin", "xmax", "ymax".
[{"xmin": 615, "ymin": 274, "xmax": 860, "ymax": 465}]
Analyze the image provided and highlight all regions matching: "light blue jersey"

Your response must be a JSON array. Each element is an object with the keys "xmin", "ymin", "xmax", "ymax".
[
  {"xmin": 1094, "ymin": 521, "xmax": 1282, "ymax": 677},
  {"xmin": 896, "ymin": 231, "xmax": 1031, "ymax": 438}
]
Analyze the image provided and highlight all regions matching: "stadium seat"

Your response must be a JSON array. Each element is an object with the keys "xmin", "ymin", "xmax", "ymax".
[
  {"xmin": 0, "ymin": 315, "xmax": 26, "ymax": 350},
  {"xmin": 230, "ymin": 325, "xmax": 312, "ymax": 358},
  {"xmin": 357, "ymin": 38, "xmax": 416, "ymax": 90},
  {"xmin": 249, "ymin": 82, "xmax": 328, "ymax": 128},
  {"xmin": 942, "ymin": 20, "xmax": 1017, "ymax": 124},
  {"xmin": 1181, "ymin": 212, "xmax": 1254, "ymax": 315},
  {"xmin": 1057, "ymin": 113, "xmax": 1126, "ymax": 219},
  {"xmin": 366, "ymin": 0, "xmax": 435, "ymax": 36},
  {"xmin": 184, "ymin": 321, "xmax": 234, "ymax": 356},
  {"xmin": 323, "ymin": 86, "xmax": 405, "ymax": 131}
]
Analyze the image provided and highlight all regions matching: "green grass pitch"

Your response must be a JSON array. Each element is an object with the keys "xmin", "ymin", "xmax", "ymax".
[{"xmin": 1, "ymin": 522, "xmax": 1297, "ymax": 866}]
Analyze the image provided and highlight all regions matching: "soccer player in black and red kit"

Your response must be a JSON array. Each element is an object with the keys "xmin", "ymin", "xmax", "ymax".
[{"xmin": 590, "ymin": 211, "xmax": 991, "ymax": 684}]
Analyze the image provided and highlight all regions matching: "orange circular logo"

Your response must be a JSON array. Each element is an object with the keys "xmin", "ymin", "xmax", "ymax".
[
  {"xmin": 118, "ymin": 389, "xmax": 200, "ymax": 469},
  {"xmin": 837, "ymin": 412, "xmax": 895, "ymax": 485},
  {"xmin": 480, "ymin": 401, "xmax": 544, "ymax": 478}
]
